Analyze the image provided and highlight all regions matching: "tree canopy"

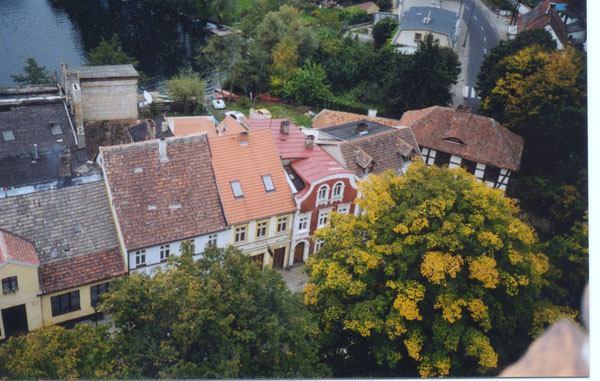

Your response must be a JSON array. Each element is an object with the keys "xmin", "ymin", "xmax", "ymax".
[
  {"xmin": 284, "ymin": 61, "xmax": 333, "ymax": 107},
  {"xmin": 11, "ymin": 58, "xmax": 55, "ymax": 85},
  {"xmin": 102, "ymin": 243, "xmax": 327, "ymax": 378},
  {"xmin": 372, "ymin": 18, "xmax": 397, "ymax": 50},
  {"xmin": 87, "ymin": 34, "xmax": 139, "ymax": 67},
  {"xmin": 305, "ymin": 162, "xmax": 572, "ymax": 377},
  {"xmin": 166, "ymin": 70, "xmax": 205, "ymax": 114}
]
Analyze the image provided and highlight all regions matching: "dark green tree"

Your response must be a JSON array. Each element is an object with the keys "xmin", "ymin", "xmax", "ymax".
[
  {"xmin": 87, "ymin": 34, "xmax": 139, "ymax": 67},
  {"xmin": 11, "ymin": 58, "xmax": 55, "ymax": 85},
  {"xmin": 102, "ymin": 243, "xmax": 327, "ymax": 378},
  {"xmin": 376, "ymin": 0, "xmax": 393, "ymax": 12},
  {"xmin": 475, "ymin": 29, "xmax": 556, "ymax": 102},
  {"xmin": 372, "ymin": 18, "xmax": 397, "ymax": 50},
  {"xmin": 383, "ymin": 34, "xmax": 460, "ymax": 117},
  {"xmin": 284, "ymin": 61, "xmax": 333, "ymax": 107}
]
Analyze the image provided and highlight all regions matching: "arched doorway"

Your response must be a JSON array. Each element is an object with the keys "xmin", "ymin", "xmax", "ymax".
[{"xmin": 293, "ymin": 241, "xmax": 306, "ymax": 264}]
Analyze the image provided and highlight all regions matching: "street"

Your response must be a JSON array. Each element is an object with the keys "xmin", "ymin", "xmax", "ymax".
[{"xmin": 457, "ymin": 0, "xmax": 508, "ymax": 112}]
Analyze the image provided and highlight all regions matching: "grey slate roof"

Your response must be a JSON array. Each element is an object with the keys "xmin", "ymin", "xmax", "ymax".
[
  {"xmin": 0, "ymin": 180, "xmax": 120, "ymax": 266},
  {"xmin": 128, "ymin": 117, "xmax": 174, "ymax": 143},
  {"xmin": 0, "ymin": 102, "xmax": 95, "ymax": 188},
  {"xmin": 318, "ymin": 120, "xmax": 397, "ymax": 141},
  {"xmin": 69, "ymin": 64, "xmax": 139, "ymax": 79},
  {"xmin": 400, "ymin": 7, "xmax": 458, "ymax": 37}
]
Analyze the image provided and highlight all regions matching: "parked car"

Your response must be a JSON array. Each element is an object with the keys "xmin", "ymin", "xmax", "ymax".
[
  {"xmin": 249, "ymin": 108, "xmax": 272, "ymax": 119},
  {"xmin": 212, "ymin": 99, "xmax": 226, "ymax": 109},
  {"xmin": 225, "ymin": 111, "xmax": 245, "ymax": 122}
]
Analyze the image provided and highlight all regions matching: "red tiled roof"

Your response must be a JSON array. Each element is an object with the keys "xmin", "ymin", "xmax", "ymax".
[
  {"xmin": 400, "ymin": 106, "xmax": 524, "ymax": 171},
  {"xmin": 337, "ymin": 128, "xmax": 421, "ymax": 176},
  {"xmin": 358, "ymin": 1, "xmax": 378, "ymax": 11},
  {"xmin": 209, "ymin": 129, "xmax": 296, "ymax": 224},
  {"xmin": 518, "ymin": 0, "xmax": 568, "ymax": 46},
  {"xmin": 243, "ymin": 118, "xmax": 354, "ymax": 187},
  {"xmin": 216, "ymin": 116, "xmax": 249, "ymax": 136},
  {"xmin": 0, "ymin": 230, "xmax": 39, "ymax": 267},
  {"xmin": 38, "ymin": 247, "xmax": 125, "ymax": 294},
  {"xmin": 100, "ymin": 134, "xmax": 227, "ymax": 251},
  {"xmin": 312, "ymin": 109, "xmax": 401, "ymax": 129}
]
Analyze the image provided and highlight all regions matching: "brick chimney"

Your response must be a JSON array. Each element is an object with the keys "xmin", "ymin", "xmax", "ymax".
[
  {"xmin": 305, "ymin": 134, "xmax": 315, "ymax": 149},
  {"xmin": 356, "ymin": 122, "xmax": 369, "ymax": 135},
  {"xmin": 158, "ymin": 138, "xmax": 168, "ymax": 162},
  {"xmin": 240, "ymin": 131, "xmax": 249, "ymax": 146},
  {"xmin": 455, "ymin": 105, "xmax": 471, "ymax": 121},
  {"xmin": 280, "ymin": 120, "xmax": 290, "ymax": 134},
  {"xmin": 59, "ymin": 149, "xmax": 72, "ymax": 178},
  {"xmin": 72, "ymin": 82, "xmax": 85, "ymax": 148},
  {"xmin": 148, "ymin": 121, "xmax": 156, "ymax": 140}
]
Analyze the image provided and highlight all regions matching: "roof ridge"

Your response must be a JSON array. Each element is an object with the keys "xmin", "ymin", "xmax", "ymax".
[
  {"xmin": 338, "ymin": 128, "xmax": 407, "ymax": 144},
  {"xmin": 100, "ymin": 133, "xmax": 208, "ymax": 154}
]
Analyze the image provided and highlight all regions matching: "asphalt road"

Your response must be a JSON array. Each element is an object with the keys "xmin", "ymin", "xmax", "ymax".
[{"xmin": 460, "ymin": 0, "xmax": 500, "ymax": 111}]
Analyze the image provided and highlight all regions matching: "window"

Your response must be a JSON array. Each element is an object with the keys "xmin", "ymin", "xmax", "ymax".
[
  {"xmin": 298, "ymin": 216, "xmax": 309, "ymax": 231},
  {"xmin": 277, "ymin": 216, "xmax": 288, "ymax": 233},
  {"xmin": 51, "ymin": 290, "xmax": 80, "ymax": 316},
  {"xmin": 2, "ymin": 276, "xmax": 18, "ymax": 293},
  {"xmin": 135, "ymin": 249, "xmax": 146, "ymax": 266},
  {"xmin": 230, "ymin": 181, "xmax": 243, "ymax": 198},
  {"xmin": 318, "ymin": 209, "xmax": 329, "ymax": 228},
  {"xmin": 414, "ymin": 33, "xmax": 422, "ymax": 42},
  {"xmin": 332, "ymin": 182, "xmax": 344, "ymax": 200},
  {"xmin": 90, "ymin": 282, "xmax": 109, "ymax": 307},
  {"xmin": 337, "ymin": 204, "xmax": 350, "ymax": 214},
  {"xmin": 484, "ymin": 165, "xmax": 501, "ymax": 184},
  {"xmin": 315, "ymin": 239, "xmax": 325, "ymax": 252},
  {"xmin": 461, "ymin": 159, "xmax": 477, "ymax": 175},
  {"xmin": 235, "ymin": 226, "xmax": 247, "ymax": 243},
  {"xmin": 421, "ymin": 147, "xmax": 436, "ymax": 166},
  {"xmin": 317, "ymin": 185, "xmax": 329, "ymax": 204},
  {"xmin": 256, "ymin": 220, "xmax": 268, "ymax": 238},
  {"xmin": 207, "ymin": 234, "xmax": 218, "ymax": 247},
  {"xmin": 262, "ymin": 175, "xmax": 275, "ymax": 192},
  {"xmin": 434, "ymin": 151, "xmax": 452, "ymax": 166},
  {"xmin": 160, "ymin": 244, "xmax": 170, "ymax": 261}
]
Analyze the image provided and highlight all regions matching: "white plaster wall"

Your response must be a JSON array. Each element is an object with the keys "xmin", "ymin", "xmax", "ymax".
[{"xmin": 395, "ymin": 30, "xmax": 450, "ymax": 51}]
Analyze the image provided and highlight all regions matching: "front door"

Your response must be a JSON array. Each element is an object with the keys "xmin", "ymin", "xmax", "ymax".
[
  {"xmin": 293, "ymin": 242, "xmax": 305, "ymax": 264},
  {"xmin": 273, "ymin": 247, "xmax": 286, "ymax": 268},
  {"xmin": 2, "ymin": 304, "xmax": 28, "ymax": 338},
  {"xmin": 251, "ymin": 253, "xmax": 265, "ymax": 268}
]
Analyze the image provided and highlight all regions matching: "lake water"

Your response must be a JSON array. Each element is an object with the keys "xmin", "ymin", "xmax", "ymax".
[{"xmin": 0, "ymin": 0, "xmax": 211, "ymax": 89}]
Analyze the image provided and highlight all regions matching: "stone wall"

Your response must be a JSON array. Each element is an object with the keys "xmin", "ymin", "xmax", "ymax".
[{"xmin": 79, "ymin": 78, "xmax": 138, "ymax": 122}]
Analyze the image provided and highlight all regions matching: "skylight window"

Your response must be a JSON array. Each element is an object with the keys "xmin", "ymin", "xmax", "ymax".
[
  {"xmin": 262, "ymin": 175, "xmax": 275, "ymax": 192},
  {"xmin": 2, "ymin": 130, "xmax": 15, "ymax": 141},
  {"xmin": 50, "ymin": 124, "xmax": 63, "ymax": 135},
  {"xmin": 231, "ymin": 181, "xmax": 244, "ymax": 198}
]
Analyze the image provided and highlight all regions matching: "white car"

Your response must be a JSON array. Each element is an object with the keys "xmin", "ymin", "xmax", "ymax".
[
  {"xmin": 211, "ymin": 99, "xmax": 226, "ymax": 109},
  {"xmin": 224, "ymin": 111, "xmax": 245, "ymax": 122}
]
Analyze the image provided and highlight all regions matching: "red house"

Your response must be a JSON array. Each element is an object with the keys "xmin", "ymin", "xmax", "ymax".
[{"xmin": 243, "ymin": 118, "xmax": 358, "ymax": 265}]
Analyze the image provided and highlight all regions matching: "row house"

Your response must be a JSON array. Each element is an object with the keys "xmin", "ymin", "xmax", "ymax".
[
  {"xmin": 0, "ymin": 180, "xmax": 126, "ymax": 340},
  {"xmin": 242, "ymin": 118, "xmax": 358, "ymax": 265},
  {"xmin": 209, "ymin": 129, "xmax": 297, "ymax": 268},
  {"xmin": 399, "ymin": 105, "xmax": 524, "ymax": 190},
  {"xmin": 98, "ymin": 134, "xmax": 228, "ymax": 274}
]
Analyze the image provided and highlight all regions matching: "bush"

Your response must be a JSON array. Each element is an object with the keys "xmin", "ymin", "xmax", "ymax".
[
  {"xmin": 340, "ymin": 7, "xmax": 371, "ymax": 25},
  {"xmin": 238, "ymin": 95, "xmax": 251, "ymax": 108},
  {"xmin": 326, "ymin": 93, "xmax": 385, "ymax": 115}
]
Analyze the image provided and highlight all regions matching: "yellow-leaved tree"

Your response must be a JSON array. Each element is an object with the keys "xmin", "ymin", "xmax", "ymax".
[{"xmin": 305, "ymin": 162, "xmax": 575, "ymax": 377}]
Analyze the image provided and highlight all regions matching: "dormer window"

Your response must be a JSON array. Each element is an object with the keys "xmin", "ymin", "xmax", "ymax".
[
  {"xmin": 332, "ymin": 181, "xmax": 344, "ymax": 200},
  {"xmin": 262, "ymin": 175, "xmax": 275, "ymax": 192},
  {"xmin": 231, "ymin": 181, "xmax": 243, "ymax": 198}
]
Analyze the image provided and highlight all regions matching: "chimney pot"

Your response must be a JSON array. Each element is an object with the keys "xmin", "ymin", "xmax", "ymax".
[
  {"xmin": 240, "ymin": 131, "xmax": 249, "ymax": 146},
  {"xmin": 356, "ymin": 122, "xmax": 369, "ymax": 135},
  {"xmin": 305, "ymin": 134, "xmax": 315, "ymax": 149},
  {"xmin": 158, "ymin": 138, "xmax": 168, "ymax": 162},
  {"xmin": 32, "ymin": 144, "xmax": 39, "ymax": 160},
  {"xmin": 280, "ymin": 120, "xmax": 290, "ymax": 134}
]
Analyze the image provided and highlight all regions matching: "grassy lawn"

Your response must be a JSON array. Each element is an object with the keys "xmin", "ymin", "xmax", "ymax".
[
  {"xmin": 211, "ymin": 100, "xmax": 318, "ymax": 127},
  {"xmin": 351, "ymin": 28, "xmax": 369, "ymax": 34}
]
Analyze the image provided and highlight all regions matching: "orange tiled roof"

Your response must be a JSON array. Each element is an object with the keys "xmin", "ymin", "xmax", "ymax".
[
  {"xmin": 0, "ymin": 230, "xmax": 39, "ymax": 267},
  {"xmin": 169, "ymin": 116, "xmax": 216, "ymax": 137},
  {"xmin": 216, "ymin": 116, "xmax": 249, "ymax": 136},
  {"xmin": 312, "ymin": 109, "xmax": 401, "ymax": 129},
  {"xmin": 209, "ymin": 130, "xmax": 296, "ymax": 225}
]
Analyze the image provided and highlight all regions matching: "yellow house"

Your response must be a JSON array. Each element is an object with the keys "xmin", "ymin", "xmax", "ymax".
[
  {"xmin": 0, "ymin": 181, "xmax": 126, "ymax": 340},
  {"xmin": 209, "ymin": 130, "xmax": 297, "ymax": 268}
]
